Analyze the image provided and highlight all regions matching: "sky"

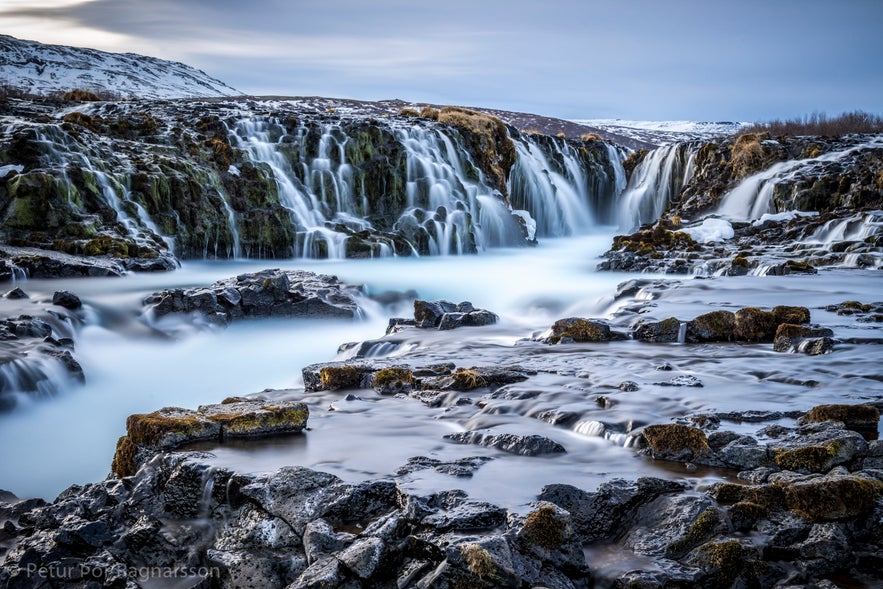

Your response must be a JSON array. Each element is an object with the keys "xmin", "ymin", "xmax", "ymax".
[{"xmin": 1, "ymin": 0, "xmax": 882, "ymax": 122}]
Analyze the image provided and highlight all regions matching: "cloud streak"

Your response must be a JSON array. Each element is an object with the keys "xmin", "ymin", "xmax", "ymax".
[{"xmin": 2, "ymin": 0, "xmax": 882, "ymax": 120}]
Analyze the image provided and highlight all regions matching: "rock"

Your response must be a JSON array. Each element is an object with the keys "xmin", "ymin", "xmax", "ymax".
[
  {"xmin": 634, "ymin": 317, "xmax": 682, "ymax": 342},
  {"xmin": 801, "ymin": 403, "xmax": 880, "ymax": 432},
  {"xmin": 545, "ymin": 317, "xmax": 619, "ymax": 344},
  {"xmin": 51, "ymin": 290, "xmax": 82, "ymax": 310},
  {"xmin": 112, "ymin": 399, "xmax": 308, "ymax": 477},
  {"xmin": 655, "ymin": 374, "xmax": 704, "ymax": 387},
  {"xmin": 411, "ymin": 299, "xmax": 499, "ymax": 330},
  {"xmin": 772, "ymin": 323, "xmax": 835, "ymax": 352},
  {"xmin": 686, "ymin": 310, "xmax": 735, "ymax": 342},
  {"xmin": 143, "ymin": 268, "xmax": 362, "ymax": 325},
  {"xmin": 413, "ymin": 299, "xmax": 457, "ymax": 327},
  {"xmin": 422, "ymin": 500, "xmax": 508, "ymax": 532},
  {"xmin": 733, "ymin": 307, "xmax": 779, "ymax": 342},
  {"xmin": 303, "ymin": 519, "xmax": 353, "ymax": 565},
  {"xmin": 0, "ymin": 246, "xmax": 125, "ymax": 280},
  {"xmin": 769, "ymin": 422, "xmax": 868, "ymax": 473},
  {"xmin": 338, "ymin": 536, "xmax": 384, "ymax": 579},
  {"xmin": 443, "ymin": 431, "xmax": 566, "ymax": 456},
  {"xmin": 640, "ymin": 424, "xmax": 711, "ymax": 462},
  {"xmin": 302, "ymin": 362, "xmax": 375, "ymax": 391},
  {"xmin": 3, "ymin": 287, "xmax": 28, "ymax": 299},
  {"xmin": 797, "ymin": 337, "xmax": 835, "ymax": 355},
  {"xmin": 619, "ymin": 380, "xmax": 640, "ymax": 392},
  {"xmin": 623, "ymin": 494, "xmax": 721, "ymax": 558},
  {"xmin": 773, "ymin": 305, "xmax": 811, "ymax": 325},
  {"xmin": 396, "ymin": 456, "xmax": 493, "ymax": 478}
]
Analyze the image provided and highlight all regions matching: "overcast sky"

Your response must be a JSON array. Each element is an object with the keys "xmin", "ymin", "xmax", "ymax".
[{"xmin": 2, "ymin": 0, "xmax": 882, "ymax": 121}]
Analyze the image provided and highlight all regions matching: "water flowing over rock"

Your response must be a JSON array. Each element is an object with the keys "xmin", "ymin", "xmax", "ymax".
[
  {"xmin": 1, "ymin": 98, "xmax": 624, "ymax": 264},
  {"xmin": 600, "ymin": 133, "xmax": 883, "ymax": 274}
]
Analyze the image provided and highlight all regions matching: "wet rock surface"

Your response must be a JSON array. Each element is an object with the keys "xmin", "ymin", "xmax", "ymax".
[
  {"xmin": 0, "ymin": 290, "xmax": 84, "ymax": 411},
  {"xmin": 143, "ymin": 268, "xmax": 363, "ymax": 326},
  {"xmin": 387, "ymin": 299, "xmax": 498, "ymax": 333}
]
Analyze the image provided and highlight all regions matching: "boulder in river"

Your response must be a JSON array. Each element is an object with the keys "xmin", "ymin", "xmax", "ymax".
[
  {"xmin": 112, "ymin": 399, "xmax": 308, "ymax": 477},
  {"xmin": 143, "ymin": 268, "xmax": 362, "ymax": 325}
]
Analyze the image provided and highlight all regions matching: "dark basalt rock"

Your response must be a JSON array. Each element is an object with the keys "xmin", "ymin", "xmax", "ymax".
[
  {"xmin": 143, "ymin": 268, "xmax": 362, "ymax": 326},
  {"xmin": 634, "ymin": 316, "xmax": 682, "ymax": 342},
  {"xmin": 544, "ymin": 317, "xmax": 626, "ymax": 344},
  {"xmin": 393, "ymin": 299, "xmax": 499, "ymax": 331},
  {"xmin": 51, "ymin": 290, "xmax": 81, "ymax": 310},
  {"xmin": 443, "ymin": 431, "xmax": 566, "ymax": 456}
]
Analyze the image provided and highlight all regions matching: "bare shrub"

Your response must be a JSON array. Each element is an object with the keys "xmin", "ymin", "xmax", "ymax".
[
  {"xmin": 62, "ymin": 89, "xmax": 101, "ymax": 101},
  {"xmin": 742, "ymin": 111, "xmax": 883, "ymax": 137}
]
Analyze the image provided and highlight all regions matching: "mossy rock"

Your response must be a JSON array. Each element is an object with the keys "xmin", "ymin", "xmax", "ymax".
[
  {"xmin": 666, "ymin": 508, "xmax": 722, "ymax": 558},
  {"xmin": 519, "ymin": 505, "xmax": 567, "ymax": 550},
  {"xmin": 773, "ymin": 443, "xmax": 840, "ymax": 473},
  {"xmin": 450, "ymin": 368, "xmax": 488, "ymax": 391},
  {"xmin": 733, "ymin": 307, "xmax": 779, "ymax": 342},
  {"xmin": 686, "ymin": 310, "xmax": 736, "ymax": 342},
  {"xmin": 546, "ymin": 317, "xmax": 611, "ymax": 344},
  {"xmin": 203, "ymin": 404, "xmax": 309, "ymax": 437},
  {"xmin": 110, "ymin": 436, "xmax": 139, "ymax": 478},
  {"xmin": 803, "ymin": 403, "xmax": 880, "ymax": 430},
  {"xmin": 319, "ymin": 365, "xmax": 364, "ymax": 390},
  {"xmin": 436, "ymin": 106, "xmax": 515, "ymax": 196},
  {"xmin": 373, "ymin": 367, "xmax": 415, "ymax": 388},
  {"xmin": 622, "ymin": 149, "xmax": 649, "ymax": 181},
  {"xmin": 710, "ymin": 482, "xmax": 785, "ymax": 509},
  {"xmin": 772, "ymin": 305, "xmax": 810, "ymax": 325},
  {"xmin": 782, "ymin": 476, "xmax": 883, "ymax": 521},
  {"xmin": 634, "ymin": 316, "xmax": 681, "ymax": 343},
  {"xmin": 642, "ymin": 424, "xmax": 711, "ymax": 461},
  {"xmin": 125, "ymin": 408, "xmax": 221, "ymax": 449},
  {"xmin": 460, "ymin": 543, "xmax": 495, "ymax": 579},
  {"xmin": 689, "ymin": 539, "xmax": 744, "ymax": 587},
  {"xmin": 728, "ymin": 501, "xmax": 768, "ymax": 532}
]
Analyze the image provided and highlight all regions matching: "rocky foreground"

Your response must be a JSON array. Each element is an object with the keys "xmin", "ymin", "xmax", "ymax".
[{"xmin": 0, "ymin": 287, "xmax": 882, "ymax": 588}]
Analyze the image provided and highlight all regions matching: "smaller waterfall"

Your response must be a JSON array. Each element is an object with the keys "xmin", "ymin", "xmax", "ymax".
[
  {"xmin": 508, "ymin": 138, "xmax": 594, "ymax": 237},
  {"xmin": 617, "ymin": 143, "xmax": 698, "ymax": 231},
  {"xmin": 717, "ymin": 136, "xmax": 883, "ymax": 222}
]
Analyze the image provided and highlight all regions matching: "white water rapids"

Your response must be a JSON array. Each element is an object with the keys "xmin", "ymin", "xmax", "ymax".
[{"xmin": 0, "ymin": 234, "xmax": 881, "ymax": 507}]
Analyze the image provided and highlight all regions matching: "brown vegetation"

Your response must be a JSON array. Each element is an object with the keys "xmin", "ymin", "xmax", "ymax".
[
  {"xmin": 741, "ymin": 110, "xmax": 883, "ymax": 137},
  {"xmin": 730, "ymin": 133, "xmax": 766, "ymax": 177},
  {"xmin": 398, "ymin": 107, "xmax": 420, "ymax": 117},
  {"xmin": 62, "ymin": 88, "xmax": 101, "ymax": 101}
]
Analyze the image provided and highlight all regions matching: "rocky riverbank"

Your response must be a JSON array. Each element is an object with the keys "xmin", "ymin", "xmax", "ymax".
[{"xmin": 1, "ymin": 276, "xmax": 882, "ymax": 588}]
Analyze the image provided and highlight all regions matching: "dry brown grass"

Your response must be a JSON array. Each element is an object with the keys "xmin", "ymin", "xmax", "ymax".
[
  {"xmin": 419, "ymin": 106, "xmax": 439, "ymax": 120},
  {"xmin": 730, "ymin": 133, "xmax": 766, "ymax": 177},
  {"xmin": 742, "ymin": 110, "xmax": 883, "ymax": 137},
  {"xmin": 62, "ymin": 88, "xmax": 101, "ymax": 101},
  {"xmin": 580, "ymin": 132, "xmax": 602, "ymax": 142},
  {"xmin": 398, "ymin": 107, "xmax": 420, "ymax": 117}
]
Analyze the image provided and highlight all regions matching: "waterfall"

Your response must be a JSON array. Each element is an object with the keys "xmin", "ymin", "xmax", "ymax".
[
  {"xmin": 617, "ymin": 143, "xmax": 698, "ymax": 231},
  {"xmin": 507, "ymin": 134, "xmax": 623, "ymax": 236},
  {"xmin": 395, "ymin": 125, "xmax": 524, "ymax": 254},
  {"xmin": 717, "ymin": 136, "xmax": 883, "ymax": 222}
]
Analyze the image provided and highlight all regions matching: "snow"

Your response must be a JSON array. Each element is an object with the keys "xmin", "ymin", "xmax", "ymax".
[
  {"xmin": 0, "ymin": 34, "xmax": 241, "ymax": 100},
  {"xmin": 680, "ymin": 218, "xmax": 734, "ymax": 243},
  {"xmin": 752, "ymin": 210, "xmax": 818, "ymax": 227},
  {"xmin": 0, "ymin": 164, "xmax": 24, "ymax": 176},
  {"xmin": 570, "ymin": 119, "xmax": 749, "ymax": 146}
]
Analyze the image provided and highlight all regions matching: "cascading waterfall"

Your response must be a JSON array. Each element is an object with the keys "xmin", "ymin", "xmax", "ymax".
[
  {"xmin": 507, "ymin": 134, "xmax": 625, "ymax": 236},
  {"xmin": 717, "ymin": 136, "xmax": 883, "ymax": 222},
  {"xmin": 616, "ymin": 143, "xmax": 699, "ymax": 231},
  {"xmin": 395, "ymin": 125, "xmax": 524, "ymax": 254}
]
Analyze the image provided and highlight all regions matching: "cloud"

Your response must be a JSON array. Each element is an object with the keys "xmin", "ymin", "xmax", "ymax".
[{"xmin": 1, "ymin": 0, "xmax": 882, "ymax": 120}]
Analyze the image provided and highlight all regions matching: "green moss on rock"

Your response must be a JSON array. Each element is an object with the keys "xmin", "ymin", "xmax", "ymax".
[
  {"xmin": 692, "ymin": 540, "xmax": 744, "ymax": 587},
  {"xmin": 111, "ymin": 435, "xmax": 138, "ymax": 478},
  {"xmin": 642, "ymin": 424, "xmax": 710, "ymax": 460},
  {"xmin": 734, "ymin": 307, "xmax": 779, "ymax": 342},
  {"xmin": 520, "ymin": 505, "xmax": 566, "ymax": 549},
  {"xmin": 667, "ymin": 508, "xmax": 721, "ymax": 557},
  {"xmin": 547, "ymin": 317, "xmax": 611, "ymax": 344},
  {"xmin": 773, "ymin": 305, "xmax": 811, "ymax": 325},
  {"xmin": 373, "ymin": 367, "xmax": 415, "ymax": 388},
  {"xmin": 774, "ymin": 443, "xmax": 839, "ymax": 473},
  {"xmin": 687, "ymin": 310, "xmax": 736, "ymax": 342},
  {"xmin": 803, "ymin": 403, "xmax": 880, "ymax": 429},
  {"xmin": 319, "ymin": 365, "xmax": 364, "ymax": 390},
  {"xmin": 782, "ymin": 476, "xmax": 883, "ymax": 522}
]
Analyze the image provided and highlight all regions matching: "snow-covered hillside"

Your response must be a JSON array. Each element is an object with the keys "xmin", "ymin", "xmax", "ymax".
[
  {"xmin": 0, "ymin": 34, "xmax": 241, "ymax": 99},
  {"xmin": 572, "ymin": 119, "xmax": 748, "ymax": 146}
]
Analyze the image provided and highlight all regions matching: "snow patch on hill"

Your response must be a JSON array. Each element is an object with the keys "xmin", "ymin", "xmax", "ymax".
[
  {"xmin": 0, "ymin": 34, "xmax": 241, "ymax": 100},
  {"xmin": 572, "ymin": 119, "xmax": 749, "ymax": 146}
]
